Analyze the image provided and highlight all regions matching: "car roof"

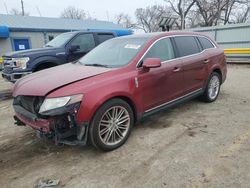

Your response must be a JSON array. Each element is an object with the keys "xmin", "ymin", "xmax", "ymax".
[
  {"xmin": 118, "ymin": 31, "xmax": 210, "ymax": 40},
  {"xmin": 63, "ymin": 30, "xmax": 116, "ymax": 35}
]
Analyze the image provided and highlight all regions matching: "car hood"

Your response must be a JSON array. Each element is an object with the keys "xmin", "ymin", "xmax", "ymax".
[
  {"xmin": 3, "ymin": 47, "xmax": 60, "ymax": 58},
  {"xmin": 12, "ymin": 63, "xmax": 112, "ymax": 97}
]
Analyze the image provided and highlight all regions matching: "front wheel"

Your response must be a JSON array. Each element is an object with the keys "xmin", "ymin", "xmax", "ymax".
[
  {"xmin": 89, "ymin": 99, "xmax": 134, "ymax": 151},
  {"xmin": 201, "ymin": 72, "xmax": 221, "ymax": 102}
]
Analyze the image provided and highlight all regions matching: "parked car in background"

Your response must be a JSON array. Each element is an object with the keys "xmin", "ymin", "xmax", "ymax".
[
  {"xmin": 12, "ymin": 32, "xmax": 227, "ymax": 151},
  {"xmin": 2, "ymin": 30, "xmax": 131, "ymax": 82}
]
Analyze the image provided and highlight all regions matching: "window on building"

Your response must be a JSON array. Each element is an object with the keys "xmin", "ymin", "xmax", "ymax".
[{"xmin": 48, "ymin": 35, "xmax": 54, "ymax": 41}]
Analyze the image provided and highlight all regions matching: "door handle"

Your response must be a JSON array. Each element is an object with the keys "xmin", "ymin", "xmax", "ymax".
[
  {"xmin": 173, "ymin": 67, "xmax": 181, "ymax": 72},
  {"xmin": 203, "ymin": 59, "xmax": 209, "ymax": 64}
]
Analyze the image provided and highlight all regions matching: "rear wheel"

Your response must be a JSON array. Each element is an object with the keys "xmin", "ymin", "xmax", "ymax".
[
  {"xmin": 201, "ymin": 72, "xmax": 221, "ymax": 102},
  {"xmin": 89, "ymin": 99, "xmax": 134, "ymax": 151}
]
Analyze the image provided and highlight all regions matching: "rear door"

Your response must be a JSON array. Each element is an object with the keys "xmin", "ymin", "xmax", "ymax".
[
  {"xmin": 173, "ymin": 36, "xmax": 209, "ymax": 94},
  {"xmin": 138, "ymin": 38, "xmax": 184, "ymax": 111},
  {"xmin": 96, "ymin": 33, "xmax": 115, "ymax": 44}
]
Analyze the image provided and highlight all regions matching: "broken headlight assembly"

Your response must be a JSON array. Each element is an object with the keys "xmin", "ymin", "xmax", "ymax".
[{"xmin": 39, "ymin": 94, "xmax": 83, "ymax": 116}]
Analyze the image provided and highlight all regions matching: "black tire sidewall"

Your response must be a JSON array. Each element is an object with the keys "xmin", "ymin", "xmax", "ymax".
[{"xmin": 89, "ymin": 98, "xmax": 134, "ymax": 151}]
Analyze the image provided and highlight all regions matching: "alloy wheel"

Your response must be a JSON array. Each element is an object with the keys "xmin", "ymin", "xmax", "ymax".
[
  {"xmin": 98, "ymin": 106, "xmax": 130, "ymax": 146},
  {"xmin": 208, "ymin": 75, "xmax": 220, "ymax": 100}
]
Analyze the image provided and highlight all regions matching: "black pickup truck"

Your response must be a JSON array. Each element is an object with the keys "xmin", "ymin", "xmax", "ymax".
[{"xmin": 2, "ymin": 31, "xmax": 121, "ymax": 82}]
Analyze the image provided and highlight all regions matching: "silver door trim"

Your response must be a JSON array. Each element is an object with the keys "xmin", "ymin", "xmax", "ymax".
[
  {"xmin": 145, "ymin": 88, "xmax": 203, "ymax": 113},
  {"xmin": 136, "ymin": 35, "xmax": 216, "ymax": 68}
]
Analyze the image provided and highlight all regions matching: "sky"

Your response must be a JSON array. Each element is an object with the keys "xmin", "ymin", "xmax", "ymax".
[{"xmin": 0, "ymin": 0, "xmax": 165, "ymax": 22}]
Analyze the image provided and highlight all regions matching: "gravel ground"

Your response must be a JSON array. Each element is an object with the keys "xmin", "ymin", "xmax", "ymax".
[{"xmin": 0, "ymin": 64, "xmax": 250, "ymax": 188}]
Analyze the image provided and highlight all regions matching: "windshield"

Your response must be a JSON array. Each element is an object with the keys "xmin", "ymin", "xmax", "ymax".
[
  {"xmin": 79, "ymin": 37, "xmax": 149, "ymax": 68},
  {"xmin": 45, "ymin": 33, "xmax": 74, "ymax": 48}
]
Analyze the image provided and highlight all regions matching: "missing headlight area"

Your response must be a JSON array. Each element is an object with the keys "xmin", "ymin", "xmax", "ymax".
[{"xmin": 13, "ymin": 96, "xmax": 88, "ymax": 146}]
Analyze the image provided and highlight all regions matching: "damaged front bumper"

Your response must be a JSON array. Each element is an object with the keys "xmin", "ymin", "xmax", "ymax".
[{"xmin": 13, "ymin": 104, "xmax": 89, "ymax": 146}]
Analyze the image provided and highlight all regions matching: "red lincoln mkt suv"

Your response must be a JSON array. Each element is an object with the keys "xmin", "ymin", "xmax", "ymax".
[{"xmin": 13, "ymin": 32, "xmax": 227, "ymax": 151}]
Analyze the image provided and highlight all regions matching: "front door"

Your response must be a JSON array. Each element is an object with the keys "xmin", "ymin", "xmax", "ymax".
[
  {"xmin": 137, "ymin": 38, "xmax": 184, "ymax": 112},
  {"xmin": 67, "ymin": 33, "xmax": 96, "ymax": 62}
]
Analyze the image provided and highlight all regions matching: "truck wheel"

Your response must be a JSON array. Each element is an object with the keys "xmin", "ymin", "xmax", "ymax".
[
  {"xmin": 89, "ymin": 99, "xmax": 134, "ymax": 151},
  {"xmin": 201, "ymin": 72, "xmax": 221, "ymax": 102}
]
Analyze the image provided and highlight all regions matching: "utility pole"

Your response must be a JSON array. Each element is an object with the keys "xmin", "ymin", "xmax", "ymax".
[
  {"xmin": 4, "ymin": 2, "xmax": 9, "ymax": 14},
  {"xmin": 21, "ymin": 0, "xmax": 24, "ymax": 16},
  {"xmin": 181, "ymin": 0, "xmax": 185, "ymax": 30}
]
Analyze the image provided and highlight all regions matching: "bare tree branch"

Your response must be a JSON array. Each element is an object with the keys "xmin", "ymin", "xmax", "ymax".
[
  {"xmin": 135, "ymin": 5, "xmax": 172, "ymax": 32},
  {"xmin": 10, "ymin": 8, "xmax": 29, "ymax": 16},
  {"xmin": 60, "ymin": 6, "xmax": 87, "ymax": 20},
  {"xmin": 115, "ymin": 13, "xmax": 136, "ymax": 29}
]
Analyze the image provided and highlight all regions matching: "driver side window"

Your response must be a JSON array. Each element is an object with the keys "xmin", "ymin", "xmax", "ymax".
[
  {"xmin": 71, "ymin": 34, "xmax": 95, "ymax": 52},
  {"xmin": 143, "ymin": 38, "xmax": 175, "ymax": 62}
]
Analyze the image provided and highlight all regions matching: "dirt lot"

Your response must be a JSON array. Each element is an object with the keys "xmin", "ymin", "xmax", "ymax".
[{"xmin": 0, "ymin": 64, "xmax": 250, "ymax": 188}]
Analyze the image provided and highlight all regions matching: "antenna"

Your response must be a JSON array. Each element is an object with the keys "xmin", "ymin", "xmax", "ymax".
[
  {"xmin": 36, "ymin": 6, "xmax": 42, "ymax": 16},
  {"xmin": 4, "ymin": 2, "xmax": 9, "ymax": 14},
  {"xmin": 21, "ymin": 0, "xmax": 24, "ymax": 16}
]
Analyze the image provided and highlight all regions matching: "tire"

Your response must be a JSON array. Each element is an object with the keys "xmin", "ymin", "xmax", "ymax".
[
  {"xmin": 201, "ymin": 72, "xmax": 221, "ymax": 102},
  {"xmin": 89, "ymin": 98, "xmax": 134, "ymax": 151}
]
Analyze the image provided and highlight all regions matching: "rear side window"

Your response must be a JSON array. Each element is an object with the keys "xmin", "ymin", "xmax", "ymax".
[
  {"xmin": 143, "ymin": 38, "xmax": 175, "ymax": 62},
  {"xmin": 174, "ymin": 36, "xmax": 200, "ymax": 57},
  {"xmin": 198, "ymin": 37, "xmax": 214, "ymax": 49},
  {"xmin": 98, "ymin": 34, "xmax": 114, "ymax": 43}
]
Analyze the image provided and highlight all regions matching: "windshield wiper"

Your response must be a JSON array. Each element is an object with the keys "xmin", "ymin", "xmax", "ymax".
[
  {"xmin": 45, "ymin": 44, "xmax": 53, "ymax": 47},
  {"xmin": 84, "ymin": 63, "xmax": 109, "ymax": 68}
]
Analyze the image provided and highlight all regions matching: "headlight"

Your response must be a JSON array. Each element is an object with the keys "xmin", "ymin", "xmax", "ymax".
[
  {"xmin": 39, "ymin": 94, "xmax": 83, "ymax": 114},
  {"xmin": 13, "ymin": 57, "xmax": 30, "ymax": 69}
]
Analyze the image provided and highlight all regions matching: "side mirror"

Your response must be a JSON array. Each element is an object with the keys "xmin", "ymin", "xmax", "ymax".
[
  {"xmin": 69, "ymin": 45, "xmax": 80, "ymax": 52},
  {"xmin": 142, "ymin": 58, "xmax": 161, "ymax": 69}
]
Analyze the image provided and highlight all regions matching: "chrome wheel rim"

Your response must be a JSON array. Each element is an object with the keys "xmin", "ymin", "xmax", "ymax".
[
  {"xmin": 98, "ymin": 106, "xmax": 130, "ymax": 146},
  {"xmin": 208, "ymin": 75, "xmax": 220, "ymax": 100}
]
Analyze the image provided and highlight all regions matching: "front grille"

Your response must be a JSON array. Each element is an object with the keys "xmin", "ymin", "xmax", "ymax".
[
  {"xmin": 13, "ymin": 96, "xmax": 44, "ymax": 114},
  {"xmin": 2, "ymin": 67, "xmax": 13, "ymax": 74},
  {"xmin": 2, "ymin": 56, "xmax": 14, "ymax": 73}
]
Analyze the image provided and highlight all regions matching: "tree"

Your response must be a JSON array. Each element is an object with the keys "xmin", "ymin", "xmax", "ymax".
[
  {"xmin": 165, "ymin": 0, "xmax": 196, "ymax": 29},
  {"xmin": 60, "ymin": 6, "xmax": 86, "ymax": 20},
  {"xmin": 193, "ymin": 0, "xmax": 250, "ymax": 26},
  {"xmin": 185, "ymin": 9, "xmax": 203, "ymax": 28},
  {"xmin": 230, "ymin": 0, "xmax": 250, "ymax": 23},
  {"xmin": 115, "ymin": 13, "xmax": 135, "ymax": 29},
  {"xmin": 10, "ymin": 8, "xmax": 29, "ymax": 16},
  {"xmin": 135, "ymin": 5, "xmax": 172, "ymax": 32},
  {"xmin": 193, "ymin": 0, "xmax": 221, "ymax": 26}
]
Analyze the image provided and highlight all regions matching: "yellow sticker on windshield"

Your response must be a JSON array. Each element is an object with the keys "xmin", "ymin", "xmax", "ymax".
[{"xmin": 124, "ymin": 44, "xmax": 141, "ymax": 50}]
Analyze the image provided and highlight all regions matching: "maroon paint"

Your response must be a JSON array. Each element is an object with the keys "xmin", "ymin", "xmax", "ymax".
[{"xmin": 13, "ymin": 32, "xmax": 227, "ymax": 129}]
